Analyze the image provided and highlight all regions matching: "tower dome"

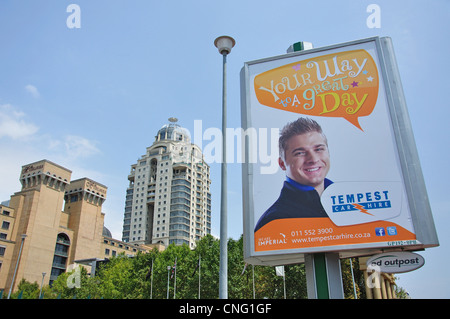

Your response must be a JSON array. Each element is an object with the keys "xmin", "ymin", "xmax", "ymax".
[
  {"xmin": 102, "ymin": 226, "xmax": 112, "ymax": 238},
  {"xmin": 156, "ymin": 118, "xmax": 191, "ymax": 143}
]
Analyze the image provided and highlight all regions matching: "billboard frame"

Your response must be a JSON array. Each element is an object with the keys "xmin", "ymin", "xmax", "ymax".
[{"xmin": 240, "ymin": 36, "xmax": 438, "ymax": 266}]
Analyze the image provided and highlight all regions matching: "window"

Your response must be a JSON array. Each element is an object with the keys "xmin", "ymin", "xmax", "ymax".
[
  {"xmin": 0, "ymin": 246, "xmax": 5, "ymax": 256},
  {"xmin": 50, "ymin": 233, "xmax": 70, "ymax": 286},
  {"xmin": 1, "ymin": 221, "xmax": 10, "ymax": 230}
]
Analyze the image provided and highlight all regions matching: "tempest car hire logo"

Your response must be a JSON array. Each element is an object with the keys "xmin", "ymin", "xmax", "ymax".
[
  {"xmin": 321, "ymin": 181, "xmax": 402, "ymax": 226},
  {"xmin": 330, "ymin": 190, "xmax": 391, "ymax": 215}
]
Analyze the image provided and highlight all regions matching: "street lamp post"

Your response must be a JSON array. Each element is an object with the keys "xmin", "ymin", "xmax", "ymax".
[
  {"xmin": 214, "ymin": 35, "xmax": 235, "ymax": 299},
  {"xmin": 7, "ymin": 234, "xmax": 27, "ymax": 299},
  {"xmin": 167, "ymin": 265, "xmax": 171, "ymax": 299},
  {"xmin": 39, "ymin": 272, "xmax": 46, "ymax": 299}
]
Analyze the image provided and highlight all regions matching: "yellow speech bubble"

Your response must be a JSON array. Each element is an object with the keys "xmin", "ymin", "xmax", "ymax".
[{"xmin": 254, "ymin": 49, "xmax": 379, "ymax": 130}]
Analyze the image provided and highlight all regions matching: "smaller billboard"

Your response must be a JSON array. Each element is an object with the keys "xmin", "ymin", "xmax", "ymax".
[{"xmin": 366, "ymin": 252, "xmax": 425, "ymax": 273}]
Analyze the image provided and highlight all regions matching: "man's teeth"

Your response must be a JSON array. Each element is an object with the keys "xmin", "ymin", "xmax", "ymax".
[{"xmin": 306, "ymin": 167, "xmax": 319, "ymax": 172}]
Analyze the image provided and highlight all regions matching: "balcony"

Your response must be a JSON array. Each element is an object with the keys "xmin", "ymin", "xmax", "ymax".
[
  {"xmin": 172, "ymin": 173, "xmax": 187, "ymax": 180},
  {"xmin": 54, "ymin": 248, "xmax": 68, "ymax": 257},
  {"xmin": 52, "ymin": 262, "xmax": 67, "ymax": 270},
  {"xmin": 56, "ymin": 238, "xmax": 70, "ymax": 246}
]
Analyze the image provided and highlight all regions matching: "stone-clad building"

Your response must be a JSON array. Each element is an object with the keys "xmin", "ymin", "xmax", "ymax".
[{"xmin": 0, "ymin": 160, "xmax": 161, "ymax": 295}]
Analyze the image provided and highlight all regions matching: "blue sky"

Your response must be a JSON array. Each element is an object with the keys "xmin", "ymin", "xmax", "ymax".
[{"xmin": 0, "ymin": 0, "xmax": 449, "ymax": 298}]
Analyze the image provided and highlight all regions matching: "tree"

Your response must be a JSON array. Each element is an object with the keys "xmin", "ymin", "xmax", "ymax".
[
  {"xmin": 12, "ymin": 234, "xmax": 408, "ymax": 299},
  {"xmin": 96, "ymin": 254, "xmax": 139, "ymax": 298},
  {"xmin": 190, "ymin": 234, "xmax": 220, "ymax": 299},
  {"xmin": 10, "ymin": 279, "xmax": 39, "ymax": 299},
  {"xmin": 51, "ymin": 266, "xmax": 98, "ymax": 299}
]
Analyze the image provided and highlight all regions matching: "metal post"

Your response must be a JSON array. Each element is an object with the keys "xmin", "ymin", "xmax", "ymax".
[
  {"xmin": 150, "ymin": 259, "xmax": 153, "ymax": 299},
  {"xmin": 198, "ymin": 255, "xmax": 201, "ymax": 299},
  {"xmin": 349, "ymin": 258, "xmax": 358, "ymax": 299},
  {"xmin": 287, "ymin": 41, "xmax": 344, "ymax": 300},
  {"xmin": 214, "ymin": 35, "xmax": 235, "ymax": 300},
  {"xmin": 173, "ymin": 257, "xmax": 177, "ymax": 299},
  {"xmin": 305, "ymin": 253, "xmax": 344, "ymax": 299},
  {"xmin": 252, "ymin": 265, "xmax": 255, "ymax": 299},
  {"xmin": 7, "ymin": 234, "xmax": 26, "ymax": 299},
  {"xmin": 198, "ymin": 255, "xmax": 202, "ymax": 299},
  {"xmin": 167, "ymin": 266, "xmax": 171, "ymax": 299},
  {"xmin": 219, "ymin": 52, "xmax": 228, "ymax": 299},
  {"xmin": 39, "ymin": 272, "xmax": 46, "ymax": 299}
]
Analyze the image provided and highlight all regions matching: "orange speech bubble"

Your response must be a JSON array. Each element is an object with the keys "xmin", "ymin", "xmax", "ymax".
[{"xmin": 254, "ymin": 49, "xmax": 379, "ymax": 130}]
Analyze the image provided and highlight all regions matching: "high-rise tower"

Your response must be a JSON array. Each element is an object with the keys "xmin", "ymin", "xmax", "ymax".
[{"xmin": 122, "ymin": 119, "xmax": 211, "ymax": 248}]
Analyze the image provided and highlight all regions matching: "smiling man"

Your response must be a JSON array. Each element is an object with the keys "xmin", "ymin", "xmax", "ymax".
[{"xmin": 254, "ymin": 117, "xmax": 332, "ymax": 232}]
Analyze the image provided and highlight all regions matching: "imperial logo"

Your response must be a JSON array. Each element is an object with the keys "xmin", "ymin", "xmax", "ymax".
[{"xmin": 330, "ymin": 190, "xmax": 391, "ymax": 215}]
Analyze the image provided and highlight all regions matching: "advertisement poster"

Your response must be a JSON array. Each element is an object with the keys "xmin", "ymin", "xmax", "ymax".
[{"xmin": 241, "ymin": 38, "xmax": 428, "ymax": 263}]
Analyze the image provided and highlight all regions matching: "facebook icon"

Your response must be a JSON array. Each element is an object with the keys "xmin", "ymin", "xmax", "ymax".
[{"xmin": 375, "ymin": 227, "xmax": 386, "ymax": 236}]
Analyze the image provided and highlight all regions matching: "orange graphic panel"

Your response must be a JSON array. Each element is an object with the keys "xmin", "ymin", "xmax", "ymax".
[
  {"xmin": 254, "ymin": 50, "xmax": 379, "ymax": 130},
  {"xmin": 254, "ymin": 218, "xmax": 416, "ymax": 252}
]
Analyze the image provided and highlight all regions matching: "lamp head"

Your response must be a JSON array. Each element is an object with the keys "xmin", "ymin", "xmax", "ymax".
[{"xmin": 214, "ymin": 36, "xmax": 236, "ymax": 55}]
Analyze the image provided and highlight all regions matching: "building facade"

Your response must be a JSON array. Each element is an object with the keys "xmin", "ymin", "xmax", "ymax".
[
  {"xmin": 122, "ymin": 119, "xmax": 212, "ymax": 248},
  {"xmin": 359, "ymin": 256, "xmax": 399, "ymax": 299},
  {"xmin": 0, "ymin": 160, "xmax": 161, "ymax": 295}
]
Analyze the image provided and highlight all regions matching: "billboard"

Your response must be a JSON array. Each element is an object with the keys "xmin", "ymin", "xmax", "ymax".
[{"xmin": 240, "ymin": 37, "xmax": 438, "ymax": 266}]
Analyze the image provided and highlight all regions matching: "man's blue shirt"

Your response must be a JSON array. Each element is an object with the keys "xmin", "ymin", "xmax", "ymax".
[
  {"xmin": 254, "ymin": 177, "xmax": 333, "ymax": 232},
  {"xmin": 286, "ymin": 176, "xmax": 333, "ymax": 192}
]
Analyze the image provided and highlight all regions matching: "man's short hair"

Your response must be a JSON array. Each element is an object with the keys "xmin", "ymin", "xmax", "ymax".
[{"xmin": 279, "ymin": 117, "xmax": 327, "ymax": 158}]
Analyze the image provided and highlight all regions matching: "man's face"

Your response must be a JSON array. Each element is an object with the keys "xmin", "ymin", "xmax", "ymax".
[{"xmin": 279, "ymin": 131, "xmax": 330, "ymax": 192}]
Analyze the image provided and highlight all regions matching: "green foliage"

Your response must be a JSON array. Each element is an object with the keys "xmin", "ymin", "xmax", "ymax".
[
  {"xmin": 50, "ymin": 266, "xmax": 98, "ymax": 299},
  {"xmin": 393, "ymin": 277, "xmax": 410, "ymax": 299},
  {"xmin": 9, "ymin": 234, "xmax": 406, "ymax": 299},
  {"xmin": 10, "ymin": 279, "xmax": 39, "ymax": 299}
]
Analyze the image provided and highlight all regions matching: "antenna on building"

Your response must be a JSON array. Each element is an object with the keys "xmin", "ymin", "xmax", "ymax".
[{"xmin": 168, "ymin": 117, "xmax": 178, "ymax": 123}]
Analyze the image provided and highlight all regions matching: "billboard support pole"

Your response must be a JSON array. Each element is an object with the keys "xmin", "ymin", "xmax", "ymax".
[
  {"xmin": 305, "ymin": 253, "xmax": 344, "ymax": 299},
  {"xmin": 287, "ymin": 42, "xmax": 344, "ymax": 299}
]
